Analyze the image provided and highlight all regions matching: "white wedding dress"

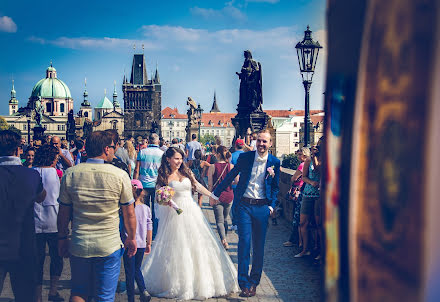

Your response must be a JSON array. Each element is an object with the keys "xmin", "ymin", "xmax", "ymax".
[{"xmin": 141, "ymin": 178, "xmax": 239, "ymax": 300}]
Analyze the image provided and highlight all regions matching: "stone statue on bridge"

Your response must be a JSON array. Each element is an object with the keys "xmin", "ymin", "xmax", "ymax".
[
  {"xmin": 34, "ymin": 97, "xmax": 44, "ymax": 127},
  {"xmin": 236, "ymin": 50, "xmax": 263, "ymax": 113}
]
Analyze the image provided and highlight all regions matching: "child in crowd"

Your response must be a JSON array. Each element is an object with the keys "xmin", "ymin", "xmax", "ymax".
[
  {"xmin": 122, "ymin": 179, "xmax": 153, "ymax": 302},
  {"xmin": 191, "ymin": 149, "xmax": 210, "ymax": 207}
]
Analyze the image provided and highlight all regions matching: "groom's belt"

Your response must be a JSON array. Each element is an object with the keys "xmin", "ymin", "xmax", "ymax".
[{"xmin": 241, "ymin": 197, "xmax": 268, "ymax": 206}]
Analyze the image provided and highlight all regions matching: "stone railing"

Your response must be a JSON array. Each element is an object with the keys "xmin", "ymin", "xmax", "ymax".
[{"xmin": 278, "ymin": 167, "xmax": 295, "ymax": 223}]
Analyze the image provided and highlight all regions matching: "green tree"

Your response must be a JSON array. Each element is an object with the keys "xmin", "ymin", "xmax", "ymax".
[
  {"xmin": 8, "ymin": 125, "xmax": 21, "ymax": 136},
  {"xmin": 199, "ymin": 134, "xmax": 215, "ymax": 145},
  {"xmin": 0, "ymin": 116, "xmax": 8, "ymax": 130},
  {"xmin": 281, "ymin": 153, "xmax": 301, "ymax": 170}
]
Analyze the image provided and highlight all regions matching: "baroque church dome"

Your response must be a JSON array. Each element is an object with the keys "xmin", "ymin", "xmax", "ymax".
[{"xmin": 31, "ymin": 65, "xmax": 72, "ymax": 99}]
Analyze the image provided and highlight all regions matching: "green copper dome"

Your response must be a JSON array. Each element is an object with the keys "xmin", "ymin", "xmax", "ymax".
[
  {"xmin": 96, "ymin": 96, "xmax": 114, "ymax": 109},
  {"xmin": 30, "ymin": 66, "xmax": 72, "ymax": 99}
]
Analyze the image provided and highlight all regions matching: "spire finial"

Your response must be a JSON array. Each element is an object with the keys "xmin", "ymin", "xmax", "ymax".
[
  {"xmin": 133, "ymin": 44, "xmax": 136, "ymax": 51},
  {"xmin": 10, "ymin": 78, "xmax": 16, "ymax": 99},
  {"xmin": 104, "ymin": 88, "xmax": 107, "ymax": 96},
  {"xmin": 142, "ymin": 44, "xmax": 145, "ymax": 53}
]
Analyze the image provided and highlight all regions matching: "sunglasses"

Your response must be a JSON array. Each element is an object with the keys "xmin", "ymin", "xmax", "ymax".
[{"xmin": 107, "ymin": 145, "xmax": 116, "ymax": 149}]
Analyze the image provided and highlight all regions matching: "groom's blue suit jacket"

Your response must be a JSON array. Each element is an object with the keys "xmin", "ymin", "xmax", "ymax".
[{"xmin": 213, "ymin": 151, "xmax": 280, "ymax": 209}]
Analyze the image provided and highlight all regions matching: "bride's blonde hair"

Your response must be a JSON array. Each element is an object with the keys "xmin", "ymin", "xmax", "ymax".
[{"xmin": 156, "ymin": 147, "xmax": 196, "ymax": 192}]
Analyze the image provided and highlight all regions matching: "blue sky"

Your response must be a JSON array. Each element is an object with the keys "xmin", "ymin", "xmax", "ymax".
[{"xmin": 0, "ymin": 0, "xmax": 327, "ymax": 117}]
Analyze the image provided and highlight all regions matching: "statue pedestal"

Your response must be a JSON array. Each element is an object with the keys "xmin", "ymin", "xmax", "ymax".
[
  {"xmin": 33, "ymin": 126, "xmax": 46, "ymax": 141},
  {"xmin": 185, "ymin": 125, "xmax": 199, "ymax": 142},
  {"xmin": 232, "ymin": 111, "xmax": 269, "ymax": 140}
]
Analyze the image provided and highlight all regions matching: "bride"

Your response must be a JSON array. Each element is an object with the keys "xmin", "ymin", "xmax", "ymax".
[{"xmin": 141, "ymin": 147, "xmax": 239, "ymax": 300}]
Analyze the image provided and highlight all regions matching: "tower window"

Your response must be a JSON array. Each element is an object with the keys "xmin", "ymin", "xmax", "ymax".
[
  {"xmin": 84, "ymin": 112, "xmax": 88, "ymax": 117},
  {"xmin": 46, "ymin": 103, "xmax": 52, "ymax": 113},
  {"xmin": 60, "ymin": 103, "xmax": 65, "ymax": 112}
]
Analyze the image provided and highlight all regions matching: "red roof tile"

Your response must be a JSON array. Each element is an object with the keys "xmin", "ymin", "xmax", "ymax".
[
  {"xmin": 311, "ymin": 116, "xmax": 324, "ymax": 125},
  {"xmin": 201, "ymin": 112, "xmax": 235, "ymax": 128},
  {"xmin": 162, "ymin": 107, "xmax": 187, "ymax": 119}
]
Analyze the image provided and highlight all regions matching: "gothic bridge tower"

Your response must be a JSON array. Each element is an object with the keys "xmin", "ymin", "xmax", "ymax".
[{"xmin": 123, "ymin": 53, "xmax": 161, "ymax": 139}]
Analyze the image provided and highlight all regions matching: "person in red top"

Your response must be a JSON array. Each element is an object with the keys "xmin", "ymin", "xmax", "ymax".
[{"xmin": 207, "ymin": 146, "xmax": 237, "ymax": 250}]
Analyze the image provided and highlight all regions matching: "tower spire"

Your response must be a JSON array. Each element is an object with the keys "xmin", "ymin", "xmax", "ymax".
[
  {"xmin": 11, "ymin": 79, "xmax": 16, "ymax": 99},
  {"xmin": 154, "ymin": 61, "xmax": 160, "ymax": 83},
  {"xmin": 112, "ymin": 80, "xmax": 120, "ymax": 109},
  {"xmin": 210, "ymin": 90, "xmax": 220, "ymax": 113},
  {"xmin": 81, "ymin": 77, "xmax": 90, "ymax": 107}
]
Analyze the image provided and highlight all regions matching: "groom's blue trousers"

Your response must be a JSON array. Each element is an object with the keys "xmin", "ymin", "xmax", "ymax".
[{"xmin": 237, "ymin": 202, "xmax": 270, "ymax": 289}]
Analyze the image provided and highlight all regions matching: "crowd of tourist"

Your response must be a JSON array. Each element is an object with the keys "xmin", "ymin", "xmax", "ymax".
[{"xmin": 0, "ymin": 127, "xmax": 323, "ymax": 301}]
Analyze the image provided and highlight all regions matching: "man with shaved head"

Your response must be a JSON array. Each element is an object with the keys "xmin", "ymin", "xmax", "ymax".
[{"xmin": 51, "ymin": 136, "xmax": 74, "ymax": 172}]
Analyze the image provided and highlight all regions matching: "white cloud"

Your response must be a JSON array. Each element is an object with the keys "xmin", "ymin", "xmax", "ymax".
[
  {"xmin": 190, "ymin": 3, "xmax": 246, "ymax": 22},
  {"xmin": 28, "ymin": 36, "xmax": 158, "ymax": 50},
  {"xmin": 0, "ymin": 16, "xmax": 17, "ymax": 33},
  {"xmin": 29, "ymin": 25, "xmax": 306, "ymax": 53},
  {"xmin": 246, "ymin": 0, "xmax": 279, "ymax": 3}
]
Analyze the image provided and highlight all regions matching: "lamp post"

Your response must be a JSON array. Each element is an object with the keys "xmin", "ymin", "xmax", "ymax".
[
  {"xmin": 26, "ymin": 111, "xmax": 31, "ymax": 143},
  {"xmin": 195, "ymin": 104, "xmax": 204, "ymax": 140},
  {"xmin": 295, "ymin": 25, "xmax": 322, "ymax": 147},
  {"xmin": 168, "ymin": 120, "xmax": 174, "ymax": 141}
]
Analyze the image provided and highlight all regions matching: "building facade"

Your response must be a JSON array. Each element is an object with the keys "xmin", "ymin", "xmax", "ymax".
[
  {"xmin": 123, "ymin": 53, "xmax": 161, "ymax": 140},
  {"xmin": 3, "ymin": 65, "xmax": 73, "ymax": 139}
]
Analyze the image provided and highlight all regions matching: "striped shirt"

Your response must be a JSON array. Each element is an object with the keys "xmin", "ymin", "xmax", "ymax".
[{"xmin": 137, "ymin": 145, "xmax": 164, "ymax": 188}]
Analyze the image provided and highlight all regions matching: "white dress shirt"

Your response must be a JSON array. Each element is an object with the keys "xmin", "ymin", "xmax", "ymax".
[{"xmin": 243, "ymin": 152, "xmax": 268, "ymax": 199}]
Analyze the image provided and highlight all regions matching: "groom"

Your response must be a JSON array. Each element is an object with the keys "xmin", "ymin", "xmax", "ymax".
[{"xmin": 212, "ymin": 129, "xmax": 280, "ymax": 297}]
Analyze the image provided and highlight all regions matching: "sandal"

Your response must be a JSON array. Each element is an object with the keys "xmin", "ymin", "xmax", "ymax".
[{"xmin": 222, "ymin": 239, "xmax": 229, "ymax": 250}]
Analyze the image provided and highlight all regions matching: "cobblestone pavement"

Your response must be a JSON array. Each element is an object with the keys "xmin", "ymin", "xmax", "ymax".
[{"xmin": 0, "ymin": 197, "xmax": 321, "ymax": 301}]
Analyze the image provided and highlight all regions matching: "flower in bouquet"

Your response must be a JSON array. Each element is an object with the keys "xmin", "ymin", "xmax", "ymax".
[{"xmin": 156, "ymin": 186, "xmax": 183, "ymax": 215}]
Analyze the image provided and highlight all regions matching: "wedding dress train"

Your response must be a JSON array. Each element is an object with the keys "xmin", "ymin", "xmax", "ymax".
[{"xmin": 141, "ymin": 177, "xmax": 239, "ymax": 300}]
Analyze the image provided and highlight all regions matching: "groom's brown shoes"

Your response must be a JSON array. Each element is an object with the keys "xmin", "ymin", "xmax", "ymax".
[
  {"xmin": 239, "ymin": 288, "xmax": 251, "ymax": 297},
  {"xmin": 249, "ymin": 285, "xmax": 257, "ymax": 297}
]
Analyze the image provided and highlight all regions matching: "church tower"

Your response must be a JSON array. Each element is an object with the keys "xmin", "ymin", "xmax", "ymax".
[
  {"xmin": 112, "ymin": 81, "xmax": 122, "ymax": 114},
  {"xmin": 79, "ymin": 78, "xmax": 92, "ymax": 120},
  {"xmin": 9, "ymin": 80, "xmax": 18, "ymax": 115},
  {"xmin": 123, "ymin": 53, "xmax": 161, "ymax": 138}
]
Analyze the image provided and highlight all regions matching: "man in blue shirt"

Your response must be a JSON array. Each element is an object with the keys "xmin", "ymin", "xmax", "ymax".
[{"xmin": 231, "ymin": 139, "xmax": 245, "ymax": 166}]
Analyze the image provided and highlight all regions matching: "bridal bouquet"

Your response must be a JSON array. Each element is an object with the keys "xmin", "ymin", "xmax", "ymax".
[{"xmin": 156, "ymin": 186, "xmax": 183, "ymax": 215}]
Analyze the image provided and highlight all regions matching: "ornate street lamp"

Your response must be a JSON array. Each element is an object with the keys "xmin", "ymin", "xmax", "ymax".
[
  {"xmin": 195, "ymin": 104, "xmax": 204, "ymax": 140},
  {"xmin": 26, "ymin": 111, "xmax": 31, "ymax": 143},
  {"xmin": 295, "ymin": 25, "xmax": 322, "ymax": 147},
  {"xmin": 168, "ymin": 120, "xmax": 174, "ymax": 141}
]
